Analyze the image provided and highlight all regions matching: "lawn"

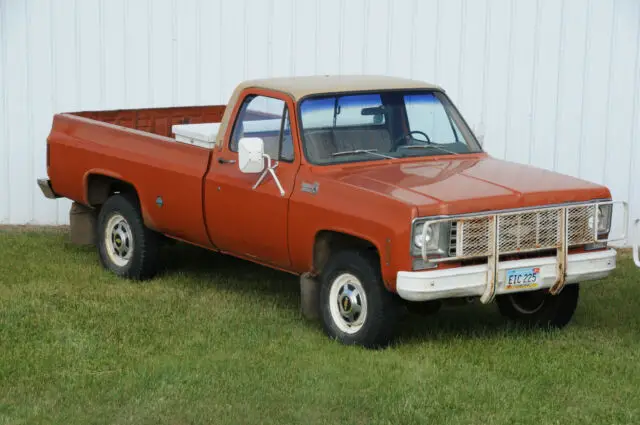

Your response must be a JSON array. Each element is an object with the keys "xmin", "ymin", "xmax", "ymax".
[{"xmin": 1, "ymin": 228, "xmax": 639, "ymax": 425}]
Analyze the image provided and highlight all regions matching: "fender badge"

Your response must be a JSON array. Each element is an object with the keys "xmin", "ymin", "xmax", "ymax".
[
  {"xmin": 301, "ymin": 182, "xmax": 319, "ymax": 194},
  {"xmin": 156, "ymin": 196, "xmax": 164, "ymax": 207}
]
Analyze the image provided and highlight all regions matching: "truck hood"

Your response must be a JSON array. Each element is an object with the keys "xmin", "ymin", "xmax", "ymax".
[{"xmin": 329, "ymin": 156, "xmax": 610, "ymax": 216}]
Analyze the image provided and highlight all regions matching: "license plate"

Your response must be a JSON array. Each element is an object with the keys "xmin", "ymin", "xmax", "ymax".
[{"xmin": 505, "ymin": 267, "xmax": 540, "ymax": 290}]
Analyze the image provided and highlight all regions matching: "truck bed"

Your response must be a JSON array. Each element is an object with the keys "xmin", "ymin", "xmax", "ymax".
[
  {"xmin": 47, "ymin": 105, "xmax": 227, "ymax": 247},
  {"xmin": 72, "ymin": 105, "xmax": 226, "ymax": 138}
]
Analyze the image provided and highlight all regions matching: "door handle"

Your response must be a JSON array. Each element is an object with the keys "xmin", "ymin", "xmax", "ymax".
[{"xmin": 217, "ymin": 158, "xmax": 236, "ymax": 164}]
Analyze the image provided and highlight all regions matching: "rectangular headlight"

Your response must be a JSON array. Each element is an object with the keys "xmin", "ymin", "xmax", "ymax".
[
  {"xmin": 596, "ymin": 204, "xmax": 612, "ymax": 235},
  {"xmin": 411, "ymin": 221, "xmax": 450, "ymax": 257}
]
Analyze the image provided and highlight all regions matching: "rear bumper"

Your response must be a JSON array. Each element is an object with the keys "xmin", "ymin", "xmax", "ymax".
[
  {"xmin": 37, "ymin": 178, "xmax": 58, "ymax": 199},
  {"xmin": 396, "ymin": 249, "xmax": 616, "ymax": 302}
]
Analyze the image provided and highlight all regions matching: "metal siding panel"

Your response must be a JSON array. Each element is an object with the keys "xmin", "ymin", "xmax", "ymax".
[
  {"xmin": 340, "ymin": 0, "xmax": 367, "ymax": 74},
  {"xmin": 316, "ymin": 0, "xmax": 342, "ymax": 76},
  {"xmin": 28, "ymin": 0, "xmax": 58, "ymax": 224},
  {"xmin": 604, "ymin": 0, "xmax": 640, "ymax": 239},
  {"xmin": 387, "ymin": 0, "xmax": 414, "ymax": 78},
  {"xmin": 434, "ymin": 0, "xmax": 463, "ymax": 101},
  {"xmin": 220, "ymin": 0, "xmax": 246, "ymax": 100},
  {"xmin": 245, "ymin": 0, "xmax": 270, "ymax": 80},
  {"xmin": 458, "ymin": 0, "xmax": 488, "ymax": 134},
  {"xmin": 270, "ymin": 0, "xmax": 294, "ymax": 78},
  {"xmin": 199, "ymin": 0, "xmax": 223, "ymax": 104},
  {"xmin": 554, "ymin": 0, "xmax": 588, "ymax": 177},
  {"xmin": 125, "ymin": 0, "xmax": 152, "ymax": 107},
  {"xmin": 412, "ymin": 0, "xmax": 438, "ymax": 83},
  {"xmin": 579, "ymin": 0, "xmax": 614, "ymax": 186},
  {"xmin": 5, "ymin": 0, "xmax": 31, "ymax": 223},
  {"xmin": 0, "ymin": 0, "xmax": 8, "ymax": 223},
  {"xmin": 504, "ymin": 0, "xmax": 537, "ymax": 165},
  {"xmin": 530, "ymin": 0, "xmax": 563, "ymax": 172},
  {"xmin": 0, "ymin": 0, "xmax": 637, "ymax": 244},
  {"xmin": 101, "ymin": 0, "xmax": 126, "ymax": 109},
  {"xmin": 363, "ymin": 0, "xmax": 390, "ymax": 75},
  {"xmin": 149, "ymin": 0, "xmax": 174, "ymax": 107},
  {"xmin": 482, "ymin": 0, "xmax": 512, "ymax": 157},
  {"xmin": 292, "ymin": 0, "xmax": 317, "ymax": 75}
]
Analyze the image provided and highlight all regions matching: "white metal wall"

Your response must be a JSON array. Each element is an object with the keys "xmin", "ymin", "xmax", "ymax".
[{"xmin": 1, "ymin": 0, "xmax": 639, "ymax": 243}]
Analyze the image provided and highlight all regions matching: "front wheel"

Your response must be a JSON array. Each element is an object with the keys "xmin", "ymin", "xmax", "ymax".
[
  {"xmin": 320, "ymin": 250, "xmax": 400, "ymax": 348},
  {"xmin": 495, "ymin": 284, "xmax": 580, "ymax": 328},
  {"xmin": 97, "ymin": 194, "xmax": 160, "ymax": 280}
]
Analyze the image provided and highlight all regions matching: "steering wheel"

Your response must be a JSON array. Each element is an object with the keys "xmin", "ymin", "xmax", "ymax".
[{"xmin": 392, "ymin": 130, "xmax": 432, "ymax": 151}]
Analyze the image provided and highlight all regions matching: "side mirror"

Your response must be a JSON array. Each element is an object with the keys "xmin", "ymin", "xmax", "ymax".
[{"xmin": 238, "ymin": 137, "xmax": 265, "ymax": 174}]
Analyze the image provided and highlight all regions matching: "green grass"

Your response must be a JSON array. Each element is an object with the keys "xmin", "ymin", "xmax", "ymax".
[{"xmin": 1, "ymin": 229, "xmax": 639, "ymax": 424}]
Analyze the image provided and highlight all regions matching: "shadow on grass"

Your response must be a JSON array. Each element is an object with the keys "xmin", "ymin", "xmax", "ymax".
[{"xmin": 63, "ymin": 238, "xmax": 640, "ymax": 342}]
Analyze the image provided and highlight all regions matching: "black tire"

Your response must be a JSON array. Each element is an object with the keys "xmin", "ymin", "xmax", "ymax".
[
  {"xmin": 320, "ymin": 250, "xmax": 400, "ymax": 348},
  {"xmin": 495, "ymin": 284, "xmax": 580, "ymax": 328},
  {"xmin": 97, "ymin": 193, "xmax": 159, "ymax": 280}
]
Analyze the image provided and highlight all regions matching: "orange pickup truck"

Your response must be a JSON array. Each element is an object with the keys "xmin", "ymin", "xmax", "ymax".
[{"xmin": 39, "ymin": 76, "xmax": 637, "ymax": 347}]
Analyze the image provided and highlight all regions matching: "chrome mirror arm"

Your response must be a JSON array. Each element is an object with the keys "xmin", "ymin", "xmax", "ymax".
[{"xmin": 252, "ymin": 154, "xmax": 286, "ymax": 197}]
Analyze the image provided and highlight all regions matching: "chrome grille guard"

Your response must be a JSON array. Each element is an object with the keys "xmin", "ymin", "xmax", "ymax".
[{"xmin": 419, "ymin": 201, "xmax": 630, "ymax": 304}]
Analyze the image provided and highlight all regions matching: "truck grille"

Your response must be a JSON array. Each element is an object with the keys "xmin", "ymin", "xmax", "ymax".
[{"xmin": 447, "ymin": 204, "xmax": 597, "ymax": 258}]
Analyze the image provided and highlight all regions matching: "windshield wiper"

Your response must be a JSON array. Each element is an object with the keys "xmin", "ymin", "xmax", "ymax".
[
  {"xmin": 331, "ymin": 149, "xmax": 394, "ymax": 159},
  {"xmin": 399, "ymin": 144, "xmax": 458, "ymax": 156}
]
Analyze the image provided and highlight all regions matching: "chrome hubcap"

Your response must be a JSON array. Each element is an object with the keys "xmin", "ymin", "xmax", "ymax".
[
  {"xmin": 104, "ymin": 214, "xmax": 133, "ymax": 267},
  {"xmin": 329, "ymin": 273, "xmax": 368, "ymax": 334}
]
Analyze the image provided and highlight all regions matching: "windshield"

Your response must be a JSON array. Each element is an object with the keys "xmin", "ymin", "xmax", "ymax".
[{"xmin": 299, "ymin": 90, "xmax": 482, "ymax": 165}]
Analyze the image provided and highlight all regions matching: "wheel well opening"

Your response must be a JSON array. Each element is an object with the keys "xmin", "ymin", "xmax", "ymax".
[
  {"xmin": 86, "ymin": 175, "xmax": 139, "ymax": 207},
  {"xmin": 313, "ymin": 231, "xmax": 380, "ymax": 275}
]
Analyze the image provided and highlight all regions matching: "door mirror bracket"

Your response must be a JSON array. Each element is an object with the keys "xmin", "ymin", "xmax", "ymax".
[{"xmin": 238, "ymin": 137, "xmax": 285, "ymax": 197}]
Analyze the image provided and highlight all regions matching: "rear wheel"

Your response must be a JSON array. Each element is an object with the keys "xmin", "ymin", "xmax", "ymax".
[
  {"xmin": 97, "ymin": 194, "xmax": 159, "ymax": 280},
  {"xmin": 320, "ymin": 250, "xmax": 400, "ymax": 348},
  {"xmin": 496, "ymin": 284, "xmax": 580, "ymax": 328}
]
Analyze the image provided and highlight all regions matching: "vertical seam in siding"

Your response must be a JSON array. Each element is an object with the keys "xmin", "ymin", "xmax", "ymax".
[
  {"xmin": 577, "ymin": 0, "xmax": 592, "ymax": 179},
  {"xmin": 123, "ymin": 0, "xmax": 128, "ymax": 106},
  {"xmin": 148, "ymin": 0, "xmax": 154, "ymax": 106},
  {"xmin": 291, "ymin": 0, "xmax": 297, "ymax": 76},
  {"xmin": 601, "ymin": 0, "xmax": 617, "ymax": 186},
  {"xmin": 0, "ymin": 0, "xmax": 7, "ymax": 222},
  {"xmin": 503, "ymin": 0, "xmax": 515, "ymax": 160},
  {"xmin": 386, "ymin": 0, "xmax": 392, "ymax": 75},
  {"xmin": 243, "ymin": 0, "xmax": 248, "ymax": 80},
  {"xmin": 552, "ymin": 0, "xmax": 566, "ymax": 172},
  {"xmin": 434, "ymin": 0, "xmax": 440, "ymax": 82},
  {"xmin": 171, "ymin": 0, "xmax": 177, "ymax": 105},
  {"xmin": 74, "ymin": 0, "xmax": 81, "ymax": 108},
  {"xmin": 314, "ymin": 0, "xmax": 319, "ymax": 74},
  {"xmin": 25, "ymin": 0, "xmax": 34, "ymax": 222},
  {"xmin": 267, "ymin": 0, "xmax": 274, "ymax": 77},
  {"xmin": 99, "ymin": 0, "xmax": 105, "ymax": 108},
  {"xmin": 49, "ymin": 1, "xmax": 61, "ymax": 223},
  {"xmin": 409, "ymin": 0, "xmax": 417, "ymax": 78},
  {"xmin": 527, "ymin": 0, "xmax": 541, "ymax": 165},
  {"xmin": 458, "ymin": 0, "xmax": 467, "ymax": 103},
  {"xmin": 480, "ymin": 0, "xmax": 491, "ymax": 129},
  {"xmin": 338, "ymin": 0, "xmax": 344, "ymax": 74},
  {"xmin": 362, "ymin": 0, "xmax": 369, "ymax": 73},
  {"xmin": 626, "ymin": 3, "xmax": 640, "ymax": 231},
  {"xmin": 219, "ymin": 0, "xmax": 224, "ymax": 98},
  {"xmin": 195, "ymin": 0, "xmax": 201, "ymax": 103}
]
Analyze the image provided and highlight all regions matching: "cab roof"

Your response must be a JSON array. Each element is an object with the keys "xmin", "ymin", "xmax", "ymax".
[{"xmin": 235, "ymin": 75, "xmax": 442, "ymax": 101}]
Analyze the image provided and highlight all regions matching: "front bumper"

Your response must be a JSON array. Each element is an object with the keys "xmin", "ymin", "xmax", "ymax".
[{"xmin": 396, "ymin": 249, "xmax": 616, "ymax": 302}]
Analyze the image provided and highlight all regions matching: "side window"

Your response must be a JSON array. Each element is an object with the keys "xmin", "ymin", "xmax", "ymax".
[{"xmin": 230, "ymin": 95, "xmax": 294, "ymax": 161}]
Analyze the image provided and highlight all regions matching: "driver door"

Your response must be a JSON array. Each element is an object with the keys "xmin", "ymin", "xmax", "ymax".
[{"xmin": 204, "ymin": 90, "xmax": 299, "ymax": 268}]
